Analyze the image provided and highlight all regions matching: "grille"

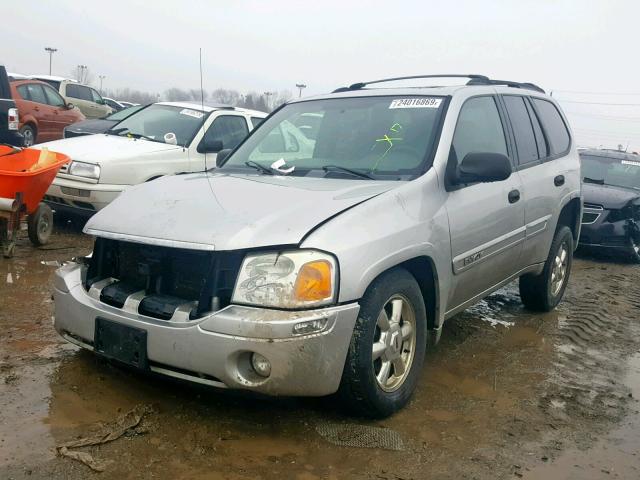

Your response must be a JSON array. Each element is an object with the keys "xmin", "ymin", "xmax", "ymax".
[{"xmin": 86, "ymin": 238, "xmax": 244, "ymax": 320}]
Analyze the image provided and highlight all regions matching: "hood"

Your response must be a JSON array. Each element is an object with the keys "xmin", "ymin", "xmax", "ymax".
[
  {"xmin": 39, "ymin": 134, "xmax": 182, "ymax": 164},
  {"xmin": 64, "ymin": 119, "xmax": 116, "ymax": 135},
  {"xmin": 84, "ymin": 172, "xmax": 399, "ymax": 250},
  {"xmin": 583, "ymin": 183, "xmax": 640, "ymax": 210}
]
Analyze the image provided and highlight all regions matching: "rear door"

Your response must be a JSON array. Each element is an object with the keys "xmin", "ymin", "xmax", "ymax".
[
  {"xmin": 501, "ymin": 95, "xmax": 573, "ymax": 266},
  {"xmin": 24, "ymin": 83, "xmax": 55, "ymax": 141},
  {"xmin": 445, "ymin": 95, "xmax": 525, "ymax": 312},
  {"xmin": 42, "ymin": 84, "xmax": 73, "ymax": 139}
]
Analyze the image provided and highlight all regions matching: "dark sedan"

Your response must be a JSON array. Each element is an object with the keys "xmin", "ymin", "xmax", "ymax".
[
  {"xmin": 579, "ymin": 149, "xmax": 640, "ymax": 262},
  {"xmin": 63, "ymin": 104, "xmax": 145, "ymax": 138}
]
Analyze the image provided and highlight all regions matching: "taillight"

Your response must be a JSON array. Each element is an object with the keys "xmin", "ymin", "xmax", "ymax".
[{"xmin": 8, "ymin": 108, "xmax": 18, "ymax": 130}]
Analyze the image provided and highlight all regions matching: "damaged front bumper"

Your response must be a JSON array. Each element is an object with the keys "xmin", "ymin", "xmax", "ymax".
[{"xmin": 53, "ymin": 262, "xmax": 359, "ymax": 396}]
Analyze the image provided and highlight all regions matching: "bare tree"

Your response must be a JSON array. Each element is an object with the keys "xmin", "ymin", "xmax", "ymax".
[
  {"xmin": 104, "ymin": 87, "xmax": 157, "ymax": 104},
  {"xmin": 189, "ymin": 88, "xmax": 209, "ymax": 103},
  {"xmin": 69, "ymin": 66, "xmax": 94, "ymax": 85},
  {"xmin": 164, "ymin": 87, "xmax": 191, "ymax": 101},
  {"xmin": 211, "ymin": 88, "xmax": 241, "ymax": 106},
  {"xmin": 273, "ymin": 90, "xmax": 293, "ymax": 110}
]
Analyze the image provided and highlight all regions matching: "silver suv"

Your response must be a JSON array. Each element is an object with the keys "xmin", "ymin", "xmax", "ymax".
[{"xmin": 53, "ymin": 74, "xmax": 582, "ymax": 417}]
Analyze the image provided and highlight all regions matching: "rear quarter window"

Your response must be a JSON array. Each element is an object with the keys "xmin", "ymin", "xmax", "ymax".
[{"xmin": 531, "ymin": 98, "xmax": 571, "ymax": 155}]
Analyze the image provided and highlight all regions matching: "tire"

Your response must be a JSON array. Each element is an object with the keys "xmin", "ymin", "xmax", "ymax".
[
  {"xmin": 20, "ymin": 124, "xmax": 36, "ymax": 147},
  {"xmin": 338, "ymin": 268, "xmax": 427, "ymax": 418},
  {"xmin": 519, "ymin": 226, "xmax": 573, "ymax": 311},
  {"xmin": 28, "ymin": 203, "xmax": 54, "ymax": 246},
  {"xmin": 628, "ymin": 235, "xmax": 640, "ymax": 264}
]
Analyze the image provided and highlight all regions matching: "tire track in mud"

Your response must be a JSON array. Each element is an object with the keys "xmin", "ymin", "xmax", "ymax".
[{"xmin": 540, "ymin": 262, "xmax": 640, "ymax": 425}]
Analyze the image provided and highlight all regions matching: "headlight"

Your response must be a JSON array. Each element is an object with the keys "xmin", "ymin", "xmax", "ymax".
[
  {"xmin": 69, "ymin": 161, "xmax": 100, "ymax": 179},
  {"xmin": 232, "ymin": 250, "xmax": 337, "ymax": 308}
]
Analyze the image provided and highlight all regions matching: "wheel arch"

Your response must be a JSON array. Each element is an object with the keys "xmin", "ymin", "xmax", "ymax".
[{"xmin": 556, "ymin": 197, "xmax": 582, "ymax": 245}]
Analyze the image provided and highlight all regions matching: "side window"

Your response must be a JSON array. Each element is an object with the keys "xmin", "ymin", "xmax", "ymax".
[
  {"xmin": 25, "ymin": 84, "xmax": 47, "ymax": 105},
  {"xmin": 43, "ymin": 85, "xmax": 65, "ymax": 107},
  {"xmin": 250, "ymin": 117, "xmax": 264, "ymax": 129},
  {"xmin": 66, "ymin": 84, "xmax": 92, "ymax": 101},
  {"xmin": 205, "ymin": 115, "xmax": 249, "ymax": 150},
  {"xmin": 91, "ymin": 89, "xmax": 103, "ymax": 103},
  {"xmin": 525, "ymin": 99, "xmax": 548, "ymax": 158},
  {"xmin": 452, "ymin": 96, "xmax": 507, "ymax": 165},
  {"xmin": 503, "ymin": 96, "xmax": 539, "ymax": 165},
  {"xmin": 531, "ymin": 98, "xmax": 570, "ymax": 155},
  {"xmin": 16, "ymin": 85, "xmax": 30, "ymax": 100}
]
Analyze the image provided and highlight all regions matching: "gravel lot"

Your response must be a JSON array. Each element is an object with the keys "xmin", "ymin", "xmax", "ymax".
[{"xmin": 1, "ymin": 223, "xmax": 639, "ymax": 479}]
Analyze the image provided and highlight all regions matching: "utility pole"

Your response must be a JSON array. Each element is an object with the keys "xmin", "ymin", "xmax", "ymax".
[
  {"xmin": 98, "ymin": 75, "xmax": 106, "ymax": 93},
  {"xmin": 295, "ymin": 83, "xmax": 307, "ymax": 98},
  {"xmin": 44, "ymin": 47, "xmax": 57, "ymax": 75}
]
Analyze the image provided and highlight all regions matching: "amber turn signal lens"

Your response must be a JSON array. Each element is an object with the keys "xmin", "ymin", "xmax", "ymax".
[{"xmin": 293, "ymin": 260, "xmax": 333, "ymax": 302}]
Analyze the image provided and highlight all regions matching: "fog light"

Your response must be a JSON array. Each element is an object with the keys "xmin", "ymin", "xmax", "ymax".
[
  {"xmin": 250, "ymin": 353, "xmax": 271, "ymax": 378},
  {"xmin": 292, "ymin": 317, "xmax": 329, "ymax": 336}
]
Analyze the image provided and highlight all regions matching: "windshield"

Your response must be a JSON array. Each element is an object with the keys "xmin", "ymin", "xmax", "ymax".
[
  {"xmin": 108, "ymin": 104, "xmax": 206, "ymax": 145},
  {"xmin": 221, "ymin": 96, "xmax": 445, "ymax": 180},
  {"xmin": 107, "ymin": 104, "xmax": 145, "ymax": 121},
  {"xmin": 580, "ymin": 154, "xmax": 640, "ymax": 191}
]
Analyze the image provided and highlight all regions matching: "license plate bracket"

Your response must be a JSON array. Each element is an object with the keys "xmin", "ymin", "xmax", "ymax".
[{"xmin": 94, "ymin": 318, "xmax": 148, "ymax": 369}]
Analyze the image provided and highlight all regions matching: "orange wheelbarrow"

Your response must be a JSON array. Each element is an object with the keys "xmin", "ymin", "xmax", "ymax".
[{"xmin": 0, "ymin": 145, "xmax": 70, "ymax": 258}]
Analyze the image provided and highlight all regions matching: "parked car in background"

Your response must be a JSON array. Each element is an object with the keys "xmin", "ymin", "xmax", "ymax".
[
  {"xmin": 64, "ymin": 104, "xmax": 145, "ymax": 138},
  {"xmin": 102, "ymin": 97, "xmax": 125, "ymax": 112},
  {"xmin": 118, "ymin": 101, "xmax": 139, "ymax": 108},
  {"xmin": 10, "ymin": 79, "xmax": 85, "ymax": 146},
  {"xmin": 0, "ymin": 66, "xmax": 22, "ymax": 146},
  {"xmin": 579, "ymin": 149, "xmax": 640, "ymax": 262},
  {"xmin": 42, "ymin": 102, "xmax": 266, "ymax": 217},
  {"xmin": 30, "ymin": 75, "xmax": 113, "ymax": 119},
  {"xmin": 53, "ymin": 74, "xmax": 582, "ymax": 418}
]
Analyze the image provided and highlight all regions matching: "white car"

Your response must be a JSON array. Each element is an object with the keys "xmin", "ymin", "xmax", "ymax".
[{"xmin": 41, "ymin": 102, "xmax": 267, "ymax": 217}]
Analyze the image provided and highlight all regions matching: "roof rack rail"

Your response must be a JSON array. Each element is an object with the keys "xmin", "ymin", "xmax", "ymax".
[{"xmin": 332, "ymin": 74, "xmax": 545, "ymax": 94}]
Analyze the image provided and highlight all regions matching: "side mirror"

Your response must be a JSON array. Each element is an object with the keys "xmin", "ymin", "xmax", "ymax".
[
  {"xmin": 216, "ymin": 149, "xmax": 232, "ymax": 166},
  {"xmin": 96, "ymin": 98, "xmax": 105, "ymax": 105},
  {"xmin": 199, "ymin": 138, "xmax": 223, "ymax": 154},
  {"xmin": 66, "ymin": 102, "xmax": 75, "ymax": 110},
  {"xmin": 455, "ymin": 152, "xmax": 512, "ymax": 184}
]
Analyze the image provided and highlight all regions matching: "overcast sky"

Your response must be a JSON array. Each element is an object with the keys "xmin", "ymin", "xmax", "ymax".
[{"xmin": 3, "ymin": 0, "xmax": 640, "ymax": 150}]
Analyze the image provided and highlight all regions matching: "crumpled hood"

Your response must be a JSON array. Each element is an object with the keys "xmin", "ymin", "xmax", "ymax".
[
  {"xmin": 39, "ymin": 134, "xmax": 182, "ymax": 164},
  {"xmin": 583, "ymin": 183, "xmax": 640, "ymax": 210},
  {"xmin": 84, "ymin": 172, "xmax": 399, "ymax": 250}
]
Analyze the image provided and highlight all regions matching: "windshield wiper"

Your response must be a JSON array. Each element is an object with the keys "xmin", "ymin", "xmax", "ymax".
[
  {"xmin": 108, "ymin": 127, "xmax": 158, "ymax": 143},
  {"xmin": 583, "ymin": 176, "xmax": 605, "ymax": 185},
  {"xmin": 105, "ymin": 127, "xmax": 128, "ymax": 135},
  {"xmin": 244, "ymin": 161, "xmax": 274, "ymax": 175},
  {"xmin": 322, "ymin": 165, "xmax": 374, "ymax": 180}
]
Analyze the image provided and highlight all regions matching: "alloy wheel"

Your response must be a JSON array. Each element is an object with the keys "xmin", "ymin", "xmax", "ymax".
[{"xmin": 550, "ymin": 241, "xmax": 569, "ymax": 296}]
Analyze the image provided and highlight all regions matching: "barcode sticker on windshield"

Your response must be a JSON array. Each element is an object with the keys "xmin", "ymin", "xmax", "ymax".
[
  {"xmin": 179, "ymin": 109, "xmax": 205, "ymax": 119},
  {"xmin": 622, "ymin": 160, "xmax": 640, "ymax": 167},
  {"xmin": 389, "ymin": 98, "xmax": 442, "ymax": 109}
]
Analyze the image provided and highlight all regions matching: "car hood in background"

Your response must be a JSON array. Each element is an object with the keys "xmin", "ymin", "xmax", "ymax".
[
  {"xmin": 64, "ymin": 119, "xmax": 117, "ymax": 135},
  {"xmin": 583, "ymin": 183, "xmax": 640, "ymax": 210},
  {"xmin": 84, "ymin": 172, "xmax": 399, "ymax": 250},
  {"xmin": 39, "ymin": 134, "xmax": 182, "ymax": 163}
]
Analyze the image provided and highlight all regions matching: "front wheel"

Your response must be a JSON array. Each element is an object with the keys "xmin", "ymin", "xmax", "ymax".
[
  {"xmin": 519, "ymin": 226, "xmax": 574, "ymax": 311},
  {"xmin": 338, "ymin": 268, "xmax": 427, "ymax": 418}
]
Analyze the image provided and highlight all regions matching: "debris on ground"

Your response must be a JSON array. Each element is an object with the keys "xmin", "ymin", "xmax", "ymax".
[
  {"xmin": 315, "ymin": 422, "xmax": 404, "ymax": 451},
  {"xmin": 56, "ymin": 404, "xmax": 154, "ymax": 472}
]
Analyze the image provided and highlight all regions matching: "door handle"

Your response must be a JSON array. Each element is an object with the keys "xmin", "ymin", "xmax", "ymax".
[
  {"xmin": 508, "ymin": 189, "xmax": 520, "ymax": 204},
  {"xmin": 34, "ymin": 106, "xmax": 40, "ymax": 111},
  {"xmin": 554, "ymin": 175, "xmax": 565, "ymax": 186}
]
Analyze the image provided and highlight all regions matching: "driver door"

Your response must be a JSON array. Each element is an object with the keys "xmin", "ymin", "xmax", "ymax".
[{"xmin": 445, "ymin": 95, "xmax": 525, "ymax": 312}]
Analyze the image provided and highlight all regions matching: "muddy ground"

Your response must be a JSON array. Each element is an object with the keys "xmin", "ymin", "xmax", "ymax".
[{"xmin": 1, "ymin": 223, "xmax": 639, "ymax": 479}]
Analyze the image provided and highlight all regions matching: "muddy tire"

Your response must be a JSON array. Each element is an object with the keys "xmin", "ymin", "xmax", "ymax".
[
  {"xmin": 627, "ymin": 235, "xmax": 640, "ymax": 264},
  {"xmin": 28, "ymin": 203, "xmax": 53, "ymax": 246},
  {"xmin": 519, "ymin": 226, "xmax": 573, "ymax": 311},
  {"xmin": 338, "ymin": 268, "xmax": 427, "ymax": 418}
]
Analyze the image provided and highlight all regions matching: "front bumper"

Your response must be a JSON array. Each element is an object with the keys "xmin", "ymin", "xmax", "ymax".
[
  {"xmin": 579, "ymin": 211, "xmax": 636, "ymax": 250},
  {"xmin": 53, "ymin": 263, "xmax": 360, "ymax": 396},
  {"xmin": 44, "ymin": 177, "xmax": 124, "ymax": 216}
]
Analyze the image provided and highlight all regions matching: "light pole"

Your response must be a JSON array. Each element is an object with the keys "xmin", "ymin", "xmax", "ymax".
[
  {"xmin": 77, "ymin": 65, "xmax": 87, "ymax": 83},
  {"xmin": 98, "ymin": 75, "xmax": 106, "ymax": 93},
  {"xmin": 263, "ymin": 91, "xmax": 275, "ymax": 110},
  {"xmin": 295, "ymin": 83, "xmax": 307, "ymax": 98},
  {"xmin": 44, "ymin": 47, "xmax": 57, "ymax": 75}
]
